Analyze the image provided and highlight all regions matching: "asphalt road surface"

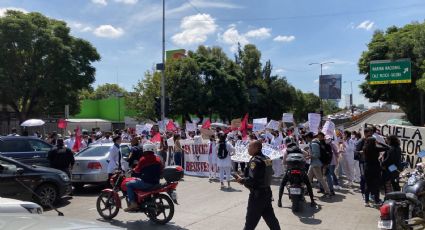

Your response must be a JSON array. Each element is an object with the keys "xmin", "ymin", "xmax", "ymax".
[
  {"xmin": 348, "ymin": 112, "xmax": 405, "ymax": 131},
  {"xmin": 46, "ymin": 176, "xmax": 379, "ymax": 230}
]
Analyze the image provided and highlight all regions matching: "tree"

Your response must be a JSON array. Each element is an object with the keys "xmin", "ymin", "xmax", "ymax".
[
  {"xmin": 358, "ymin": 22, "xmax": 425, "ymax": 125},
  {"xmin": 0, "ymin": 11, "xmax": 100, "ymax": 122},
  {"xmin": 92, "ymin": 83, "xmax": 127, "ymax": 99}
]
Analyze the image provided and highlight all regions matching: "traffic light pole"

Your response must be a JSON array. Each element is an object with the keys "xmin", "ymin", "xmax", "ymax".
[{"xmin": 160, "ymin": 0, "xmax": 166, "ymax": 120}]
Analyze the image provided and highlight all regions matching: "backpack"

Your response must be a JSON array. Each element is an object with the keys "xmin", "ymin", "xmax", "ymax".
[
  {"xmin": 317, "ymin": 140, "xmax": 332, "ymax": 165},
  {"xmin": 217, "ymin": 143, "xmax": 228, "ymax": 159}
]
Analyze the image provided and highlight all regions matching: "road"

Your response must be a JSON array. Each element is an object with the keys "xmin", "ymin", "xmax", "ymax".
[
  {"xmin": 348, "ymin": 112, "xmax": 405, "ymax": 131},
  {"xmin": 46, "ymin": 176, "xmax": 379, "ymax": 230}
]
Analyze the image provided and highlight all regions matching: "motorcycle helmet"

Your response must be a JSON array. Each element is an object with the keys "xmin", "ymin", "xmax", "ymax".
[{"xmin": 143, "ymin": 142, "xmax": 156, "ymax": 153}]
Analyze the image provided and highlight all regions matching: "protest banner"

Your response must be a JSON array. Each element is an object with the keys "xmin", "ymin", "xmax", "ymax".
[
  {"xmin": 321, "ymin": 120, "xmax": 335, "ymax": 137},
  {"xmin": 308, "ymin": 113, "xmax": 321, "ymax": 134},
  {"xmin": 266, "ymin": 120, "xmax": 280, "ymax": 131},
  {"xmin": 282, "ymin": 113, "xmax": 294, "ymax": 123},
  {"xmin": 158, "ymin": 120, "xmax": 166, "ymax": 133},
  {"xmin": 253, "ymin": 118, "xmax": 267, "ymax": 132},
  {"xmin": 186, "ymin": 122, "xmax": 197, "ymax": 132},
  {"xmin": 135, "ymin": 125, "xmax": 144, "ymax": 135},
  {"xmin": 168, "ymin": 139, "xmax": 211, "ymax": 177},
  {"xmin": 375, "ymin": 124, "xmax": 425, "ymax": 168},
  {"xmin": 231, "ymin": 140, "xmax": 285, "ymax": 163}
]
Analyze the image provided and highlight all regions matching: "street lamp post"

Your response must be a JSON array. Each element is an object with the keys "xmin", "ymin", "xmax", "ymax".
[
  {"xmin": 343, "ymin": 80, "xmax": 361, "ymax": 110},
  {"xmin": 160, "ymin": 0, "xmax": 166, "ymax": 121},
  {"xmin": 309, "ymin": 61, "xmax": 334, "ymax": 127}
]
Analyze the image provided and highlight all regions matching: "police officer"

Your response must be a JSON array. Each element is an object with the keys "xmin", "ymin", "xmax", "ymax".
[{"xmin": 235, "ymin": 140, "xmax": 280, "ymax": 230}]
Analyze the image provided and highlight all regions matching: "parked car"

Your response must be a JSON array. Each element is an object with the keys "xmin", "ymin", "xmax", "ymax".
[
  {"xmin": 0, "ymin": 197, "xmax": 43, "ymax": 214},
  {"xmin": 0, "ymin": 136, "xmax": 53, "ymax": 167},
  {"xmin": 0, "ymin": 155, "xmax": 72, "ymax": 207},
  {"xmin": 72, "ymin": 143, "xmax": 131, "ymax": 189},
  {"xmin": 0, "ymin": 214, "xmax": 121, "ymax": 230}
]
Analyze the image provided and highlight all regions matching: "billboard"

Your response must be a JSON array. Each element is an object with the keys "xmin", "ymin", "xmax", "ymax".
[
  {"xmin": 166, "ymin": 49, "xmax": 186, "ymax": 60},
  {"xmin": 319, "ymin": 74, "xmax": 342, "ymax": 99}
]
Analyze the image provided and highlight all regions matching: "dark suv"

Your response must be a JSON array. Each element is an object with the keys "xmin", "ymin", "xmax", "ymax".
[
  {"xmin": 0, "ymin": 155, "xmax": 72, "ymax": 207},
  {"xmin": 0, "ymin": 136, "xmax": 52, "ymax": 167}
]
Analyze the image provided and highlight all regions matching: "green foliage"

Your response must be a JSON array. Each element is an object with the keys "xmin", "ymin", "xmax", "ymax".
[
  {"xmin": 127, "ymin": 44, "xmax": 324, "ymax": 123},
  {"xmin": 0, "ymin": 10, "xmax": 100, "ymax": 121},
  {"xmin": 359, "ymin": 21, "xmax": 425, "ymax": 125}
]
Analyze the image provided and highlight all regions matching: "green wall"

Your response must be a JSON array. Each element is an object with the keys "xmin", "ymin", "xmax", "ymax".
[{"xmin": 73, "ymin": 97, "xmax": 135, "ymax": 122}]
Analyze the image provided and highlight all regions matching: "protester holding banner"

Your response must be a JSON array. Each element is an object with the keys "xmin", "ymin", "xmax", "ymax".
[
  {"xmin": 216, "ymin": 134, "xmax": 235, "ymax": 189},
  {"xmin": 233, "ymin": 135, "xmax": 246, "ymax": 173}
]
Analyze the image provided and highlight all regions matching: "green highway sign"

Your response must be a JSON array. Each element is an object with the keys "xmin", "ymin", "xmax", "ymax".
[{"xmin": 369, "ymin": 59, "xmax": 411, "ymax": 85}]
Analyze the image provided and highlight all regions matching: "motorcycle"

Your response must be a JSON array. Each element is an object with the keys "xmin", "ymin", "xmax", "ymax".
[
  {"xmin": 378, "ymin": 162, "xmax": 425, "ymax": 230},
  {"xmin": 96, "ymin": 166, "xmax": 184, "ymax": 225},
  {"xmin": 285, "ymin": 153, "xmax": 307, "ymax": 212}
]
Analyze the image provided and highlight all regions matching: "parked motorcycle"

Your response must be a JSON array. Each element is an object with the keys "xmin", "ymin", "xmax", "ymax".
[
  {"xmin": 96, "ymin": 166, "xmax": 184, "ymax": 225},
  {"xmin": 378, "ymin": 163, "xmax": 425, "ymax": 230},
  {"xmin": 285, "ymin": 153, "xmax": 307, "ymax": 212}
]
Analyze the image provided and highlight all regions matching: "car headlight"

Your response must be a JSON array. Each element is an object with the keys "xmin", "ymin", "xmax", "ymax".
[{"xmin": 60, "ymin": 173, "xmax": 70, "ymax": 182}]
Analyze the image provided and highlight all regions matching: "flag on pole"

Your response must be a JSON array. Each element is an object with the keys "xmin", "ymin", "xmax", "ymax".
[
  {"xmin": 202, "ymin": 119, "xmax": 211, "ymax": 129},
  {"xmin": 166, "ymin": 120, "xmax": 177, "ymax": 131},
  {"xmin": 72, "ymin": 126, "xmax": 82, "ymax": 152},
  {"xmin": 240, "ymin": 113, "xmax": 249, "ymax": 137}
]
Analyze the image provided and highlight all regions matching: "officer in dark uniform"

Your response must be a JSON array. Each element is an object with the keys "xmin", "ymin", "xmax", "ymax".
[{"xmin": 235, "ymin": 140, "xmax": 280, "ymax": 230}]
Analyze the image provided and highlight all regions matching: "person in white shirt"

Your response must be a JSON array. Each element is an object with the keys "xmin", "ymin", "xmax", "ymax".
[
  {"xmin": 64, "ymin": 134, "xmax": 75, "ymax": 149},
  {"xmin": 107, "ymin": 136, "xmax": 124, "ymax": 178},
  {"xmin": 208, "ymin": 135, "xmax": 218, "ymax": 180},
  {"xmin": 216, "ymin": 134, "xmax": 235, "ymax": 189},
  {"xmin": 339, "ymin": 130, "xmax": 355, "ymax": 186}
]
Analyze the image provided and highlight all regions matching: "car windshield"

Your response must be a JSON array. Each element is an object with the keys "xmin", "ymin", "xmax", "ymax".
[{"xmin": 76, "ymin": 146, "xmax": 111, "ymax": 157}]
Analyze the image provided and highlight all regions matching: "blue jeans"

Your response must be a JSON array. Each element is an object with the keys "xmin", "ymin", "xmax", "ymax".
[
  {"xmin": 329, "ymin": 165, "xmax": 339, "ymax": 186},
  {"xmin": 320, "ymin": 166, "xmax": 334, "ymax": 193},
  {"xmin": 174, "ymin": 152, "xmax": 182, "ymax": 167},
  {"xmin": 126, "ymin": 179, "xmax": 153, "ymax": 203}
]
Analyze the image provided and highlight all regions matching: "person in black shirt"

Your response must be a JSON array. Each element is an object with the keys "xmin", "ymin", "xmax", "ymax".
[
  {"xmin": 235, "ymin": 140, "xmax": 280, "ymax": 230},
  {"xmin": 47, "ymin": 138, "xmax": 75, "ymax": 177},
  {"xmin": 381, "ymin": 135, "xmax": 402, "ymax": 192}
]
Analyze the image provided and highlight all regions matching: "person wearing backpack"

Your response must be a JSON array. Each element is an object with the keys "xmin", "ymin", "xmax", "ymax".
[
  {"xmin": 304, "ymin": 132, "xmax": 331, "ymax": 198},
  {"xmin": 216, "ymin": 133, "xmax": 235, "ymax": 189}
]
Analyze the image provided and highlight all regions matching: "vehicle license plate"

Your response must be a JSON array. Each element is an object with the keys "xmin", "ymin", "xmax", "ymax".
[
  {"xmin": 289, "ymin": 188, "xmax": 301, "ymax": 195},
  {"xmin": 378, "ymin": 220, "xmax": 393, "ymax": 229},
  {"xmin": 73, "ymin": 175, "xmax": 81, "ymax": 180}
]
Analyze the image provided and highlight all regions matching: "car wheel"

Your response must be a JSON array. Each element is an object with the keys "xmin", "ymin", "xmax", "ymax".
[{"xmin": 35, "ymin": 184, "xmax": 58, "ymax": 208}]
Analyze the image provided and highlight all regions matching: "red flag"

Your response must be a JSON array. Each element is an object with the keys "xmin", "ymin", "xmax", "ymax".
[
  {"xmin": 166, "ymin": 120, "xmax": 177, "ymax": 131},
  {"xmin": 72, "ymin": 126, "xmax": 82, "ymax": 152},
  {"xmin": 202, "ymin": 119, "xmax": 211, "ymax": 129},
  {"xmin": 57, "ymin": 119, "xmax": 67, "ymax": 129},
  {"xmin": 151, "ymin": 133, "xmax": 161, "ymax": 143},
  {"xmin": 239, "ymin": 113, "xmax": 249, "ymax": 137}
]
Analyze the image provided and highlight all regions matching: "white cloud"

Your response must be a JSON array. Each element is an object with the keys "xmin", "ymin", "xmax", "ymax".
[
  {"xmin": 93, "ymin": 25, "xmax": 124, "ymax": 38},
  {"xmin": 356, "ymin": 20, "xmax": 374, "ymax": 31},
  {"xmin": 219, "ymin": 26, "xmax": 249, "ymax": 52},
  {"xmin": 314, "ymin": 79, "xmax": 319, "ymax": 84},
  {"xmin": 171, "ymin": 13, "xmax": 217, "ymax": 46},
  {"xmin": 273, "ymin": 35, "xmax": 295, "ymax": 43},
  {"xmin": 69, "ymin": 22, "xmax": 93, "ymax": 33},
  {"xmin": 275, "ymin": 68, "xmax": 285, "ymax": 74},
  {"xmin": 114, "ymin": 0, "xmax": 138, "ymax": 5},
  {"xmin": 0, "ymin": 7, "xmax": 28, "ymax": 17},
  {"xmin": 91, "ymin": 0, "xmax": 107, "ymax": 6},
  {"xmin": 245, "ymin": 27, "xmax": 271, "ymax": 39}
]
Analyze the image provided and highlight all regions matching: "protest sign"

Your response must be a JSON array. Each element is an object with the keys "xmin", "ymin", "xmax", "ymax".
[
  {"xmin": 200, "ymin": 128, "xmax": 214, "ymax": 138},
  {"xmin": 376, "ymin": 124, "xmax": 425, "ymax": 168},
  {"xmin": 158, "ymin": 120, "xmax": 166, "ymax": 133},
  {"xmin": 282, "ymin": 113, "xmax": 294, "ymax": 123},
  {"xmin": 231, "ymin": 140, "xmax": 284, "ymax": 162},
  {"xmin": 321, "ymin": 120, "xmax": 335, "ymax": 137},
  {"xmin": 253, "ymin": 118, "xmax": 267, "ymax": 132},
  {"xmin": 186, "ymin": 122, "xmax": 197, "ymax": 132},
  {"xmin": 266, "ymin": 120, "xmax": 280, "ymax": 131},
  {"xmin": 308, "ymin": 113, "xmax": 321, "ymax": 134},
  {"xmin": 135, "ymin": 125, "xmax": 144, "ymax": 135},
  {"xmin": 168, "ymin": 139, "xmax": 211, "ymax": 177}
]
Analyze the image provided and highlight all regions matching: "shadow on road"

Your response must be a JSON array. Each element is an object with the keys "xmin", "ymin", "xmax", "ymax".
[
  {"xmin": 98, "ymin": 218, "xmax": 189, "ymax": 230},
  {"xmin": 294, "ymin": 203, "xmax": 323, "ymax": 225}
]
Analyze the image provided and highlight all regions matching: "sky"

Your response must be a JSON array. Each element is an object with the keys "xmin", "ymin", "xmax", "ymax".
[{"xmin": 1, "ymin": 0, "xmax": 425, "ymax": 108}]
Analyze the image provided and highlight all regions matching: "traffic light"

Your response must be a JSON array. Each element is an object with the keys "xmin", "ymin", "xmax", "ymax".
[{"xmin": 154, "ymin": 97, "xmax": 161, "ymax": 118}]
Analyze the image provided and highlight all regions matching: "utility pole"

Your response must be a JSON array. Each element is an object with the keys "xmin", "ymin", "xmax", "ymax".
[{"xmin": 160, "ymin": 0, "xmax": 166, "ymax": 120}]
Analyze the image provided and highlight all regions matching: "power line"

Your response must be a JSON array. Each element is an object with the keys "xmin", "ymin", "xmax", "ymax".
[
  {"xmin": 167, "ymin": 2, "xmax": 425, "ymax": 22},
  {"xmin": 183, "ymin": 0, "xmax": 202, "ymax": 14}
]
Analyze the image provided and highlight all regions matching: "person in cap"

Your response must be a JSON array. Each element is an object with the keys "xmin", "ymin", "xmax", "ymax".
[
  {"xmin": 125, "ymin": 142, "xmax": 163, "ymax": 212},
  {"xmin": 235, "ymin": 140, "xmax": 280, "ymax": 230},
  {"xmin": 304, "ymin": 132, "xmax": 331, "ymax": 198}
]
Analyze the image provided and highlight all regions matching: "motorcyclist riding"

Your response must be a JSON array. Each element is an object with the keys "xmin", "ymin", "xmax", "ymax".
[
  {"xmin": 124, "ymin": 142, "xmax": 164, "ymax": 212},
  {"xmin": 277, "ymin": 137, "xmax": 317, "ymax": 207}
]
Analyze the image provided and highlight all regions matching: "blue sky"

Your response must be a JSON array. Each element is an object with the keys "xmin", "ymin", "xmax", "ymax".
[{"xmin": 1, "ymin": 0, "xmax": 425, "ymax": 108}]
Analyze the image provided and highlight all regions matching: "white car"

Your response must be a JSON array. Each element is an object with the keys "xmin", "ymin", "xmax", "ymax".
[
  {"xmin": 71, "ymin": 143, "xmax": 131, "ymax": 189},
  {"xmin": 0, "ymin": 214, "xmax": 121, "ymax": 230},
  {"xmin": 0, "ymin": 197, "xmax": 43, "ymax": 214}
]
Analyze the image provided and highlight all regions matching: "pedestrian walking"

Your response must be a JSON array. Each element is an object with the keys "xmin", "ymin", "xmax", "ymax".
[
  {"xmin": 235, "ymin": 140, "xmax": 280, "ymax": 230},
  {"xmin": 340, "ymin": 130, "xmax": 355, "ymax": 186},
  {"xmin": 216, "ymin": 134, "xmax": 234, "ymax": 189},
  {"xmin": 208, "ymin": 135, "xmax": 218, "ymax": 180},
  {"xmin": 47, "ymin": 138, "xmax": 75, "ymax": 178},
  {"xmin": 107, "ymin": 136, "xmax": 124, "ymax": 179},
  {"xmin": 173, "ymin": 134, "xmax": 184, "ymax": 168}
]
